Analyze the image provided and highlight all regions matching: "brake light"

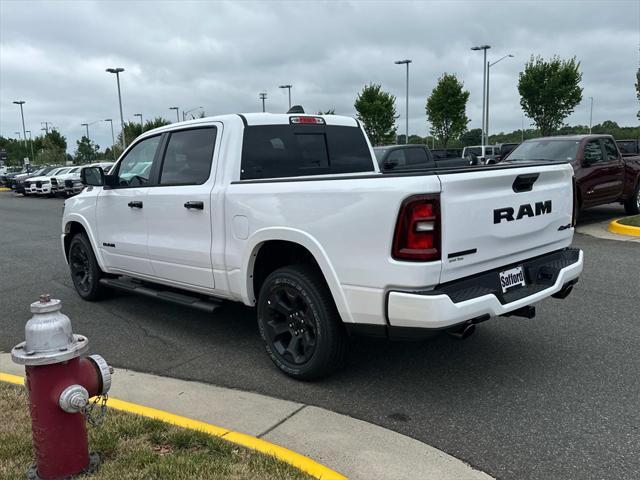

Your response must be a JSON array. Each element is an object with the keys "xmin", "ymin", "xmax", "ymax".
[
  {"xmin": 392, "ymin": 195, "xmax": 441, "ymax": 261},
  {"xmin": 290, "ymin": 116, "xmax": 325, "ymax": 125}
]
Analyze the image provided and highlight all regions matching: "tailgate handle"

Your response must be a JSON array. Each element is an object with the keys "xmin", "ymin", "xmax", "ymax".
[{"xmin": 513, "ymin": 173, "xmax": 539, "ymax": 193}]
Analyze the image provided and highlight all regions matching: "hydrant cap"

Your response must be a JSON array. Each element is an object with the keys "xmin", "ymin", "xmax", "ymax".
[{"xmin": 11, "ymin": 296, "xmax": 89, "ymax": 366}]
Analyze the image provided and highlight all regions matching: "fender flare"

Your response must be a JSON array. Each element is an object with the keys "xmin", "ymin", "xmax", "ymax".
[
  {"xmin": 240, "ymin": 227, "xmax": 354, "ymax": 323},
  {"xmin": 63, "ymin": 213, "xmax": 107, "ymax": 270}
]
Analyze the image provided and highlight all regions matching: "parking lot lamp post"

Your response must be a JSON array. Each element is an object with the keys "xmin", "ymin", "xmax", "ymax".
[
  {"xmin": 25, "ymin": 130, "xmax": 35, "ymax": 164},
  {"xmin": 279, "ymin": 85, "xmax": 292, "ymax": 110},
  {"xmin": 471, "ymin": 45, "xmax": 491, "ymax": 145},
  {"xmin": 13, "ymin": 100, "xmax": 28, "ymax": 150},
  {"xmin": 589, "ymin": 97, "xmax": 593, "ymax": 134},
  {"xmin": 81, "ymin": 123, "xmax": 90, "ymax": 141},
  {"xmin": 259, "ymin": 92, "xmax": 267, "ymax": 112},
  {"xmin": 15, "ymin": 132, "xmax": 21, "ymax": 141},
  {"xmin": 183, "ymin": 106, "xmax": 203, "ymax": 121},
  {"xmin": 134, "ymin": 113, "xmax": 143, "ymax": 131},
  {"xmin": 104, "ymin": 119, "xmax": 117, "ymax": 160},
  {"xmin": 169, "ymin": 107, "xmax": 180, "ymax": 123},
  {"xmin": 485, "ymin": 54, "xmax": 513, "ymax": 143},
  {"xmin": 395, "ymin": 59, "xmax": 412, "ymax": 144},
  {"xmin": 106, "ymin": 67, "xmax": 126, "ymax": 148}
]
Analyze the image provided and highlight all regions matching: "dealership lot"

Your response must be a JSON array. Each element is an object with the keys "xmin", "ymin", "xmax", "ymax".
[{"xmin": 0, "ymin": 192, "xmax": 638, "ymax": 480}]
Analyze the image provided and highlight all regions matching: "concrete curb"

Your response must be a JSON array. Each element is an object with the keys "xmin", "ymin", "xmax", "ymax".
[
  {"xmin": 608, "ymin": 218, "xmax": 640, "ymax": 237},
  {"xmin": 0, "ymin": 371, "xmax": 346, "ymax": 480},
  {"xmin": 0, "ymin": 354, "xmax": 492, "ymax": 480},
  {"xmin": 577, "ymin": 220, "xmax": 640, "ymax": 243}
]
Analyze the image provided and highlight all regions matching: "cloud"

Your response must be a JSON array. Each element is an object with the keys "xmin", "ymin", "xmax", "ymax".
[{"xmin": 1, "ymin": 0, "xmax": 638, "ymax": 152}]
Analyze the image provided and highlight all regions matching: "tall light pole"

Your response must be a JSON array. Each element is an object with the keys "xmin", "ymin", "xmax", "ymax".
[
  {"xmin": 589, "ymin": 97, "xmax": 594, "ymax": 133},
  {"xmin": 13, "ymin": 100, "xmax": 27, "ymax": 151},
  {"xmin": 395, "ymin": 59, "xmax": 412, "ymax": 144},
  {"xmin": 279, "ymin": 84, "xmax": 292, "ymax": 109},
  {"xmin": 25, "ymin": 130, "xmax": 35, "ymax": 164},
  {"xmin": 169, "ymin": 107, "xmax": 180, "ymax": 123},
  {"xmin": 471, "ymin": 45, "xmax": 491, "ymax": 146},
  {"xmin": 485, "ymin": 54, "xmax": 513, "ymax": 143},
  {"xmin": 15, "ymin": 132, "xmax": 21, "ymax": 140},
  {"xmin": 81, "ymin": 123, "xmax": 90, "ymax": 140},
  {"xmin": 104, "ymin": 119, "xmax": 117, "ymax": 160},
  {"xmin": 259, "ymin": 92, "xmax": 267, "ymax": 112},
  {"xmin": 134, "ymin": 113, "xmax": 143, "ymax": 131},
  {"xmin": 183, "ymin": 106, "xmax": 203, "ymax": 121},
  {"xmin": 106, "ymin": 67, "xmax": 126, "ymax": 148}
]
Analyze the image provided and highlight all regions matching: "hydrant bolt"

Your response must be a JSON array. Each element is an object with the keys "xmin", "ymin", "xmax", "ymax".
[{"xmin": 59, "ymin": 385, "xmax": 89, "ymax": 414}]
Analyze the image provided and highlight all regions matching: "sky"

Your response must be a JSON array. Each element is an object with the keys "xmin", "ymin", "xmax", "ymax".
[{"xmin": 1, "ymin": 0, "xmax": 639, "ymax": 153}]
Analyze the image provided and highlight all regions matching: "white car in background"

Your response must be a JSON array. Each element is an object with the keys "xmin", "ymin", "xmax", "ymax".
[
  {"xmin": 64, "ymin": 162, "xmax": 114, "ymax": 196},
  {"xmin": 50, "ymin": 166, "xmax": 82, "ymax": 195},
  {"xmin": 27, "ymin": 167, "xmax": 72, "ymax": 196}
]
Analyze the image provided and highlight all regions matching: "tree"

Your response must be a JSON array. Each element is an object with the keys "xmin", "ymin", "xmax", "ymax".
[
  {"xmin": 74, "ymin": 136, "xmax": 99, "ymax": 164},
  {"xmin": 354, "ymin": 84, "xmax": 397, "ymax": 145},
  {"xmin": 425, "ymin": 73, "xmax": 470, "ymax": 148},
  {"xmin": 518, "ymin": 55, "xmax": 583, "ymax": 136},
  {"xmin": 317, "ymin": 109, "xmax": 335, "ymax": 115},
  {"xmin": 459, "ymin": 128, "xmax": 482, "ymax": 146},
  {"xmin": 116, "ymin": 117, "xmax": 171, "ymax": 147}
]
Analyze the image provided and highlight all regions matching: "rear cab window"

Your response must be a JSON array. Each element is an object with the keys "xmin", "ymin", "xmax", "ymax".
[{"xmin": 240, "ymin": 122, "xmax": 373, "ymax": 180}]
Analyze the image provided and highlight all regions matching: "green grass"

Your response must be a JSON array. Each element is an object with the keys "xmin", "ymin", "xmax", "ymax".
[
  {"xmin": 618, "ymin": 215, "xmax": 640, "ymax": 227},
  {"xmin": 0, "ymin": 383, "xmax": 312, "ymax": 480}
]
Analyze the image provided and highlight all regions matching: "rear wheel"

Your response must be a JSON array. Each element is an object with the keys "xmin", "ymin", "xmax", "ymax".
[
  {"xmin": 624, "ymin": 181, "xmax": 640, "ymax": 215},
  {"xmin": 68, "ymin": 233, "xmax": 108, "ymax": 301},
  {"xmin": 257, "ymin": 265, "xmax": 347, "ymax": 380}
]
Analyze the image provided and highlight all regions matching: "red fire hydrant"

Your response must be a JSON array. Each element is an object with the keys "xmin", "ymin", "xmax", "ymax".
[{"xmin": 11, "ymin": 294, "xmax": 112, "ymax": 480}]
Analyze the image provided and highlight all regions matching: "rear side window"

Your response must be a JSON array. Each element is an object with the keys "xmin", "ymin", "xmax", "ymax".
[
  {"xmin": 159, "ymin": 128, "xmax": 217, "ymax": 185},
  {"xmin": 241, "ymin": 124, "xmax": 373, "ymax": 180},
  {"xmin": 617, "ymin": 141, "xmax": 637, "ymax": 155},
  {"xmin": 405, "ymin": 148, "xmax": 431, "ymax": 166}
]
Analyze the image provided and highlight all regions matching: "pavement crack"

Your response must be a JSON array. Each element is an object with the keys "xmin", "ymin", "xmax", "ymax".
[{"xmin": 257, "ymin": 405, "xmax": 307, "ymax": 438}]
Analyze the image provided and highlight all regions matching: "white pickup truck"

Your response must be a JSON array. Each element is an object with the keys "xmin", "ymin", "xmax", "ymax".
[{"xmin": 62, "ymin": 113, "xmax": 583, "ymax": 379}]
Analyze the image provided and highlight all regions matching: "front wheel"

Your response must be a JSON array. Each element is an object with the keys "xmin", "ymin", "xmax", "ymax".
[
  {"xmin": 624, "ymin": 182, "xmax": 640, "ymax": 215},
  {"xmin": 68, "ymin": 233, "xmax": 108, "ymax": 301},
  {"xmin": 257, "ymin": 265, "xmax": 347, "ymax": 380}
]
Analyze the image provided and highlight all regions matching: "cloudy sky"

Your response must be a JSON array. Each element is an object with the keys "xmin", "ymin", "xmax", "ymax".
[{"xmin": 1, "ymin": 0, "xmax": 638, "ymax": 152}]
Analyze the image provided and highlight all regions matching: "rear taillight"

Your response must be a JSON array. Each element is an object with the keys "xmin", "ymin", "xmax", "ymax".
[
  {"xmin": 392, "ymin": 195, "xmax": 441, "ymax": 262},
  {"xmin": 571, "ymin": 176, "xmax": 577, "ymax": 227}
]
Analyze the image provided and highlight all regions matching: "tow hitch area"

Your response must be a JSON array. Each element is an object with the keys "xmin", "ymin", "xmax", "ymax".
[{"xmin": 502, "ymin": 305, "xmax": 536, "ymax": 319}]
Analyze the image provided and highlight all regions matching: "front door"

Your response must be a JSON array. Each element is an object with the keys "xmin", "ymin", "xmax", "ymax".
[
  {"xmin": 96, "ymin": 134, "xmax": 162, "ymax": 276},
  {"xmin": 145, "ymin": 125, "xmax": 220, "ymax": 290}
]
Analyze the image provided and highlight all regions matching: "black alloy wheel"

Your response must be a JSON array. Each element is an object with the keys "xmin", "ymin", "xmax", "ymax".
[{"xmin": 257, "ymin": 265, "xmax": 347, "ymax": 380}]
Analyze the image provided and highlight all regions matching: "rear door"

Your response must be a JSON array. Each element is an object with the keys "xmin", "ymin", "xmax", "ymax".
[
  {"xmin": 145, "ymin": 125, "xmax": 220, "ymax": 290},
  {"xmin": 438, "ymin": 163, "xmax": 574, "ymax": 283}
]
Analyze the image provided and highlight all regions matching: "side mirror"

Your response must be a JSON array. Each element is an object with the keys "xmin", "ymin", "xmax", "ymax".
[{"xmin": 80, "ymin": 166, "xmax": 104, "ymax": 186}]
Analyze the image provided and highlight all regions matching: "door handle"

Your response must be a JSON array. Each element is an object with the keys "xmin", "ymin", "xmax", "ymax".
[
  {"xmin": 184, "ymin": 201, "xmax": 204, "ymax": 210},
  {"xmin": 127, "ymin": 201, "xmax": 143, "ymax": 208}
]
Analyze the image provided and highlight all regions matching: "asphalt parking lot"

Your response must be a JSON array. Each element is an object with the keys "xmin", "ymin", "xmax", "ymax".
[{"xmin": 1, "ymin": 192, "xmax": 638, "ymax": 480}]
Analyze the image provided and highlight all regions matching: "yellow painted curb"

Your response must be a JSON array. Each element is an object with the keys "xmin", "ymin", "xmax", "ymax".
[
  {"xmin": 608, "ymin": 219, "xmax": 640, "ymax": 237},
  {"xmin": 0, "ymin": 372, "xmax": 347, "ymax": 480},
  {"xmin": 0, "ymin": 187, "xmax": 12, "ymax": 192}
]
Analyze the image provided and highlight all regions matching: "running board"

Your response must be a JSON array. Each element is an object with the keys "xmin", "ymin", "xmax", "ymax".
[{"xmin": 99, "ymin": 277, "xmax": 222, "ymax": 313}]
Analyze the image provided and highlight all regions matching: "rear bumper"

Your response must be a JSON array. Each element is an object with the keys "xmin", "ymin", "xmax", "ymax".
[{"xmin": 387, "ymin": 248, "xmax": 583, "ymax": 329}]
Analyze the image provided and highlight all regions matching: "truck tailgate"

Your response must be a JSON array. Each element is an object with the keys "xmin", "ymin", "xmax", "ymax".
[{"xmin": 438, "ymin": 163, "xmax": 575, "ymax": 284}]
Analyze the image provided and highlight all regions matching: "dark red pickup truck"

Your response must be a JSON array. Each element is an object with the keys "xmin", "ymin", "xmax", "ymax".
[{"xmin": 506, "ymin": 134, "xmax": 640, "ymax": 214}]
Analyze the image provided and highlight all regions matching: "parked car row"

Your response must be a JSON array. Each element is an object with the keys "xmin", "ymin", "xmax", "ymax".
[{"xmin": 1, "ymin": 162, "xmax": 113, "ymax": 197}]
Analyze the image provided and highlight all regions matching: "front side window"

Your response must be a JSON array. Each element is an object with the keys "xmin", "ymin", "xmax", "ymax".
[
  {"xmin": 584, "ymin": 140, "xmax": 603, "ymax": 164},
  {"xmin": 602, "ymin": 139, "xmax": 618, "ymax": 161},
  {"xmin": 405, "ymin": 148, "xmax": 430, "ymax": 166},
  {"xmin": 159, "ymin": 128, "xmax": 217, "ymax": 185},
  {"xmin": 115, "ymin": 135, "xmax": 161, "ymax": 187}
]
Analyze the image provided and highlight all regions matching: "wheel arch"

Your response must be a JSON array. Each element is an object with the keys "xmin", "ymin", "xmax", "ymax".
[
  {"xmin": 241, "ymin": 228, "xmax": 353, "ymax": 323},
  {"xmin": 62, "ymin": 215, "xmax": 106, "ymax": 270}
]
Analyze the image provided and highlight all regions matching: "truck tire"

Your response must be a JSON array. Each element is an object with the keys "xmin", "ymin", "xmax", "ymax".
[
  {"xmin": 68, "ymin": 233, "xmax": 108, "ymax": 301},
  {"xmin": 257, "ymin": 264, "xmax": 347, "ymax": 380},
  {"xmin": 624, "ymin": 181, "xmax": 640, "ymax": 215}
]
